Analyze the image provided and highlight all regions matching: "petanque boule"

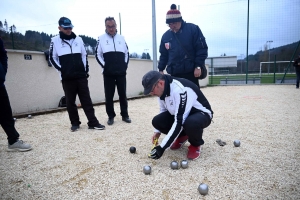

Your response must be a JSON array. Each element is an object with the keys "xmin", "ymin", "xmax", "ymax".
[
  {"xmin": 170, "ymin": 161, "xmax": 179, "ymax": 170},
  {"xmin": 143, "ymin": 165, "xmax": 151, "ymax": 175},
  {"xmin": 129, "ymin": 146, "xmax": 136, "ymax": 153},
  {"xmin": 27, "ymin": 115, "xmax": 32, "ymax": 119},
  {"xmin": 181, "ymin": 160, "xmax": 188, "ymax": 169},
  {"xmin": 13, "ymin": 118, "xmax": 17, "ymax": 121},
  {"xmin": 198, "ymin": 183, "xmax": 209, "ymax": 195},
  {"xmin": 233, "ymin": 140, "xmax": 241, "ymax": 147}
]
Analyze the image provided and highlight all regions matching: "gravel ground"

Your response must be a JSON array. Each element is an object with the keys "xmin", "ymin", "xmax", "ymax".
[{"xmin": 0, "ymin": 85, "xmax": 299, "ymax": 200}]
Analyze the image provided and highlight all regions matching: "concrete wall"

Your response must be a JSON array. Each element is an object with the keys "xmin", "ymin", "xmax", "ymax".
[{"xmin": 5, "ymin": 50, "xmax": 208, "ymax": 115}]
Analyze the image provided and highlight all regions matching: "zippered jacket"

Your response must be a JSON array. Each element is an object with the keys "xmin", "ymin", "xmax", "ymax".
[
  {"xmin": 0, "ymin": 37, "xmax": 8, "ymax": 87},
  {"xmin": 158, "ymin": 20, "xmax": 208, "ymax": 75},
  {"xmin": 157, "ymin": 75, "xmax": 213, "ymax": 150},
  {"xmin": 95, "ymin": 33, "xmax": 129, "ymax": 76},
  {"xmin": 49, "ymin": 33, "xmax": 88, "ymax": 80}
]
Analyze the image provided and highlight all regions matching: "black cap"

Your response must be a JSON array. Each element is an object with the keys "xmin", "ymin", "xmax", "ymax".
[
  {"xmin": 142, "ymin": 71, "xmax": 162, "ymax": 95},
  {"xmin": 58, "ymin": 17, "xmax": 74, "ymax": 28}
]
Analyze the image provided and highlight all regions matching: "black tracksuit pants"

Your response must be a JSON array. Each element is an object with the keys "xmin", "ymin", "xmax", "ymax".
[
  {"xmin": 296, "ymin": 70, "xmax": 300, "ymax": 88},
  {"xmin": 0, "ymin": 86, "xmax": 19, "ymax": 145},
  {"xmin": 62, "ymin": 78, "xmax": 99, "ymax": 126},
  {"xmin": 152, "ymin": 111, "xmax": 211, "ymax": 146},
  {"xmin": 172, "ymin": 72, "xmax": 200, "ymax": 88},
  {"xmin": 103, "ymin": 75, "xmax": 129, "ymax": 119}
]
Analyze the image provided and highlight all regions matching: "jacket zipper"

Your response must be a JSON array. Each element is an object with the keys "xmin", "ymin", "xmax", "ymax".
[{"xmin": 62, "ymin": 39, "xmax": 75, "ymax": 68}]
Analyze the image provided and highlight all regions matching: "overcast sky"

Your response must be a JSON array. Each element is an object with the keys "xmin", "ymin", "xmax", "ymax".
[{"xmin": 1, "ymin": 0, "xmax": 300, "ymax": 59}]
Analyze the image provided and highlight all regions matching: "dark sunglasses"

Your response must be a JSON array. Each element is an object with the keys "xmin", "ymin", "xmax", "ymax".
[{"xmin": 63, "ymin": 27, "xmax": 72, "ymax": 30}]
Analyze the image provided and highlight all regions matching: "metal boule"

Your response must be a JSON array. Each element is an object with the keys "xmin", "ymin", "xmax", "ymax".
[
  {"xmin": 143, "ymin": 165, "xmax": 151, "ymax": 175},
  {"xmin": 233, "ymin": 140, "xmax": 241, "ymax": 147},
  {"xmin": 198, "ymin": 183, "xmax": 209, "ymax": 195},
  {"xmin": 180, "ymin": 160, "xmax": 188, "ymax": 169},
  {"xmin": 170, "ymin": 161, "xmax": 179, "ymax": 170}
]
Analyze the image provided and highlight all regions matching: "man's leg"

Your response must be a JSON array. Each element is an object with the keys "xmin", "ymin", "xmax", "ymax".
[
  {"xmin": 183, "ymin": 112, "xmax": 211, "ymax": 146},
  {"xmin": 0, "ymin": 86, "xmax": 19, "ymax": 145},
  {"xmin": 77, "ymin": 78, "xmax": 99, "ymax": 126},
  {"xmin": 152, "ymin": 111, "xmax": 186, "ymax": 135},
  {"xmin": 152, "ymin": 111, "xmax": 174, "ymax": 134},
  {"xmin": 115, "ymin": 75, "xmax": 129, "ymax": 118},
  {"xmin": 103, "ymin": 75, "xmax": 116, "ymax": 119},
  {"xmin": 296, "ymin": 70, "xmax": 300, "ymax": 88},
  {"xmin": 153, "ymin": 111, "xmax": 187, "ymax": 150},
  {"xmin": 173, "ymin": 72, "xmax": 200, "ymax": 87},
  {"xmin": 62, "ymin": 80, "xmax": 81, "ymax": 126}
]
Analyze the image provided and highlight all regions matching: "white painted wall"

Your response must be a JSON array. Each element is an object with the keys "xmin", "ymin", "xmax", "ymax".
[
  {"xmin": 5, "ymin": 50, "xmax": 208, "ymax": 114},
  {"xmin": 205, "ymin": 56, "xmax": 237, "ymax": 68}
]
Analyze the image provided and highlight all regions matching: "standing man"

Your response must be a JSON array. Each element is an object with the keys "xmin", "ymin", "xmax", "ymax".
[
  {"xmin": 0, "ymin": 37, "xmax": 32, "ymax": 151},
  {"xmin": 158, "ymin": 4, "xmax": 208, "ymax": 87},
  {"xmin": 50, "ymin": 17, "xmax": 105, "ymax": 132},
  {"xmin": 142, "ymin": 71, "xmax": 213, "ymax": 160},
  {"xmin": 293, "ymin": 54, "xmax": 300, "ymax": 89},
  {"xmin": 95, "ymin": 17, "xmax": 131, "ymax": 125}
]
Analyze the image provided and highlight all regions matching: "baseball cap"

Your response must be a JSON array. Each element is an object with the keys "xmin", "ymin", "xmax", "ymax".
[
  {"xmin": 142, "ymin": 71, "xmax": 162, "ymax": 95},
  {"xmin": 58, "ymin": 17, "xmax": 74, "ymax": 28}
]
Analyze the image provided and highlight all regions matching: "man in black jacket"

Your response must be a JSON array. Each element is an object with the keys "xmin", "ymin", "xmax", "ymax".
[
  {"xmin": 95, "ymin": 17, "xmax": 131, "ymax": 125},
  {"xmin": 293, "ymin": 54, "xmax": 300, "ymax": 89},
  {"xmin": 50, "ymin": 17, "xmax": 105, "ymax": 132},
  {"xmin": 158, "ymin": 4, "xmax": 208, "ymax": 87},
  {"xmin": 0, "ymin": 37, "xmax": 32, "ymax": 151}
]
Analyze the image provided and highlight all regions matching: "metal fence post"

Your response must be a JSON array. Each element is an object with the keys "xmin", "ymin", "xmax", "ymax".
[{"xmin": 273, "ymin": 55, "xmax": 276, "ymax": 83}]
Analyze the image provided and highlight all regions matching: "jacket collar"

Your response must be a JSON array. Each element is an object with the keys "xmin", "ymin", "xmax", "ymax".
[
  {"xmin": 160, "ymin": 75, "xmax": 173, "ymax": 100},
  {"xmin": 59, "ymin": 31, "xmax": 76, "ymax": 40},
  {"xmin": 105, "ymin": 30, "xmax": 118, "ymax": 37}
]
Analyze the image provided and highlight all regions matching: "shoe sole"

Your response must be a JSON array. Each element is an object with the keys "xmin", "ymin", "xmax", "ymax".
[
  {"xmin": 170, "ymin": 139, "xmax": 188, "ymax": 150},
  {"xmin": 7, "ymin": 147, "xmax": 33, "ymax": 152},
  {"xmin": 187, "ymin": 154, "xmax": 200, "ymax": 160},
  {"xmin": 187, "ymin": 147, "xmax": 201, "ymax": 160},
  {"xmin": 88, "ymin": 127, "xmax": 105, "ymax": 130}
]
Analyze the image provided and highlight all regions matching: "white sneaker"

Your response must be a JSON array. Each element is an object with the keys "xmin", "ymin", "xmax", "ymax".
[{"xmin": 7, "ymin": 140, "xmax": 32, "ymax": 152}]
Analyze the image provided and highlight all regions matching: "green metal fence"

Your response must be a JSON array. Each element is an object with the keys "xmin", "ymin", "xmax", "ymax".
[{"xmin": 188, "ymin": 0, "xmax": 300, "ymax": 85}]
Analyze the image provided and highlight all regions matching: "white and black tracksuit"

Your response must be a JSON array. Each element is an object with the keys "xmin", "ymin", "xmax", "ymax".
[
  {"xmin": 95, "ymin": 32, "xmax": 130, "ymax": 119},
  {"xmin": 152, "ymin": 75, "xmax": 213, "ymax": 149},
  {"xmin": 49, "ymin": 32, "xmax": 99, "ymax": 126}
]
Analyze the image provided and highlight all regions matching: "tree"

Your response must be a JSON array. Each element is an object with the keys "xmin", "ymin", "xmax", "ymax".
[
  {"xmin": 141, "ymin": 52, "xmax": 147, "ymax": 59},
  {"xmin": 79, "ymin": 35, "xmax": 97, "ymax": 55},
  {"xmin": 146, "ymin": 53, "xmax": 151, "ymax": 60},
  {"xmin": 0, "ymin": 21, "xmax": 3, "ymax": 31},
  {"xmin": 4, "ymin": 19, "xmax": 8, "ymax": 32},
  {"xmin": 129, "ymin": 52, "xmax": 138, "ymax": 58}
]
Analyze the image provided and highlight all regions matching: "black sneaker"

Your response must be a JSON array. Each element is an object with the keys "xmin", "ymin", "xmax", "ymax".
[
  {"xmin": 71, "ymin": 125, "xmax": 80, "ymax": 132},
  {"xmin": 107, "ymin": 118, "xmax": 114, "ymax": 125},
  {"xmin": 89, "ymin": 124, "xmax": 105, "ymax": 130},
  {"xmin": 122, "ymin": 117, "xmax": 132, "ymax": 123}
]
